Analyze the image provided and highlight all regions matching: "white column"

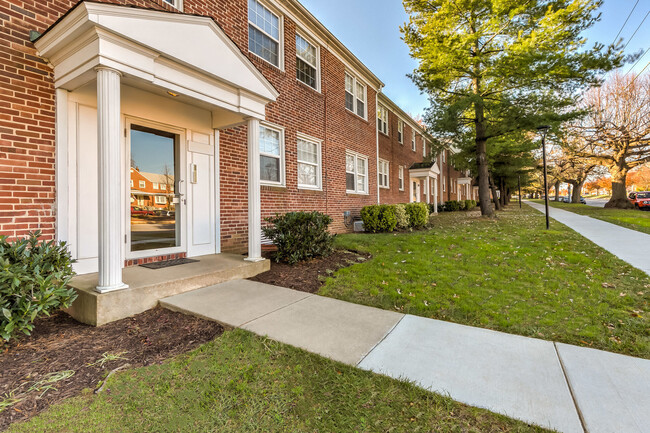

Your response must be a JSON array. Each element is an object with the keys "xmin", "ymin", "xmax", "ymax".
[
  {"xmin": 425, "ymin": 176, "xmax": 430, "ymax": 204},
  {"xmin": 246, "ymin": 118, "xmax": 263, "ymax": 262},
  {"xmin": 55, "ymin": 88, "xmax": 69, "ymax": 243},
  {"xmin": 95, "ymin": 67, "xmax": 128, "ymax": 293},
  {"xmin": 434, "ymin": 176, "xmax": 438, "ymax": 213}
]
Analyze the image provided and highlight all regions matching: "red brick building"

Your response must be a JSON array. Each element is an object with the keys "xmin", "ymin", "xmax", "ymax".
[{"xmin": 0, "ymin": 0, "xmax": 471, "ymax": 293}]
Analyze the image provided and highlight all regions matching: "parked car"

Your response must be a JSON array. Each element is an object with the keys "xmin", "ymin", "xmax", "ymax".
[
  {"xmin": 131, "ymin": 206, "xmax": 155, "ymax": 216},
  {"xmin": 560, "ymin": 196, "xmax": 587, "ymax": 204},
  {"xmin": 629, "ymin": 191, "xmax": 650, "ymax": 210}
]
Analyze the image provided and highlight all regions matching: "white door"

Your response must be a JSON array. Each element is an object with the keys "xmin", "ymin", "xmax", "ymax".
[
  {"xmin": 411, "ymin": 179, "xmax": 421, "ymax": 203},
  {"xmin": 186, "ymin": 135, "xmax": 217, "ymax": 257}
]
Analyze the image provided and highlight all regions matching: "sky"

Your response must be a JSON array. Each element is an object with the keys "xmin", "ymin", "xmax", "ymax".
[{"xmin": 299, "ymin": 0, "xmax": 650, "ymax": 118}]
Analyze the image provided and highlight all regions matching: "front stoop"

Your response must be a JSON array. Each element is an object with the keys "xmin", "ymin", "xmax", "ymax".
[{"xmin": 66, "ymin": 254, "xmax": 270, "ymax": 326}]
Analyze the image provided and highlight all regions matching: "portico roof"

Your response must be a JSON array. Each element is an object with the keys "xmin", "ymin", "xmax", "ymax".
[
  {"xmin": 34, "ymin": 1, "xmax": 279, "ymax": 125},
  {"xmin": 409, "ymin": 161, "xmax": 441, "ymax": 178}
]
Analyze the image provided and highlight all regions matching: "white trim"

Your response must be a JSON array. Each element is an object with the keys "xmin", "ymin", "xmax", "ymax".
[
  {"xmin": 55, "ymin": 88, "xmax": 69, "ymax": 244},
  {"xmin": 378, "ymin": 158, "xmax": 390, "ymax": 189},
  {"xmin": 246, "ymin": 118, "xmax": 263, "ymax": 261},
  {"xmin": 214, "ymin": 129, "xmax": 221, "ymax": 254},
  {"xmin": 259, "ymin": 121, "xmax": 286, "ymax": 187},
  {"xmin": 295, "ymin": 31, "xmax": 321, "ymax": 92},
  {"xmin": 412, "ymin": 130, "xmax": 416, "ymax": 152},
  {"xmin": 398, "ymin": 165, "xmax": 405, "ymax": 191},
  {"xmin": 296, "ymin": 132, "xmax": 322, "ymax": 190},
  {"xmin": 377, "ymin": 103, "xmax": 388, "ymax": 135},
  {"xmin": 345, "ymin": 150, "xmax": 369, "ymax": 194},
  {"xmin": 248, "ymin": 0, "xmax": 285, "ymax": 70},
  {"xmin": 375, "ymin": 91, "xmax": 381, "ymax": 203}
]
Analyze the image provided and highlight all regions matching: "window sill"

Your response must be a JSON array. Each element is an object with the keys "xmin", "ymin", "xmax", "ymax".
[
  {"xmin": 296, "ymin": 78, "xmax": 322, "ymax": 94},
  {"xmin": 298, "ymin": 185, "xmax": 323, "ymax": 192},
  {"xmin": 379, "ymin": 131, "xmax": 389, "ymax": 137},
  {"xmin": 346, "ymin": 191, "xmax": 370, "ymax": 196},
  {"xmin": 379, "ymin": 186, "xmax": 390, "ymax": 190},
  {"xmin": 249, "ymin": 51, "xmax": 284, "ymax": 73},
  {"xmin": 345, "ymin": 108, "xmax": 367, "ymax": 122},
  {"xmin": 261, "ymin": 183, "xmax": 286, "ymax": 190}
]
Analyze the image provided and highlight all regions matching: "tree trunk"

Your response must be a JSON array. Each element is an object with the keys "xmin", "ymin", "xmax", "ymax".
[
  {"xmin": 570, "ymin": 180, "xmax": 585, "ymax": 203},
  {"xmin": 605, "ymin": 165, "xmax": 633, "ymax": 209},
  {"xmin": 489, "ymin": 177, "xmax": 502, "ymax": 211},
  {"xmin": 554, "ymin": 180, "xmax": 560, "ymax": 201}
]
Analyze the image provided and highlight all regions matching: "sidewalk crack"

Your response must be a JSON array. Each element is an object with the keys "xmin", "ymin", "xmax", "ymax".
[{"xmin": 554, "ymin": 342, "xmax": 589, "ymax": 433}]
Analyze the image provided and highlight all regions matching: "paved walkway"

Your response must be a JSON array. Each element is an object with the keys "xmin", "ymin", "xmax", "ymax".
[
  {"xmin": 162, "ymin": 280, "xmax": 650, "ymax": 433},
  {"xmin": 525, "ymin": 200, "xmax": 650, "ymax": 276}
]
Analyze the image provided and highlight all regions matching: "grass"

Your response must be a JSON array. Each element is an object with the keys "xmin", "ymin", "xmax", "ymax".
[
  {"xmin": 321, "ymin": 205, "xmax": 650, "ymax": 358},
  {"xmin": 6, "ymin": 330, "xmax": 548, "ymax": 433},
  {"xmin": 531, "ymin": 199, "xmax": 650, "ymax": 235}
]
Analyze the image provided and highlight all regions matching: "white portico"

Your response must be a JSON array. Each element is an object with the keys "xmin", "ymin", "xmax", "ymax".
[
  {"xmin": 409, "ymin": 162, "xmax": 440, "ymax": 209},
  {"xmin": 35, "ymin": 2, "xmax": 278, "ymax": 293}
]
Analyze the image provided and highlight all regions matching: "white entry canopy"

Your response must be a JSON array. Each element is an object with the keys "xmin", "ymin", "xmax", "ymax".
[
  {"xmin": 35, "ymin": 1, "xmax": 279, "ymax": 126},
  {"xmin": 409, "ymin": 161, "xmax": 441, "ymax": 178}
]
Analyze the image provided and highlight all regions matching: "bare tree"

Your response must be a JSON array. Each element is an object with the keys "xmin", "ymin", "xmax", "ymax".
[{"xmin": 571, "ymin": 73, "xmax": 650, "ymax": 208}]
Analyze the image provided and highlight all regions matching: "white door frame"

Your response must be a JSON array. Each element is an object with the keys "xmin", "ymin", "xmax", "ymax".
[
  {"xmin": 410, "ymin": 178, "xmax": 421, "ymax": 203},
  {"xmin": 123, "ymin": 116, "xmax": 188, "ymax": 260}
]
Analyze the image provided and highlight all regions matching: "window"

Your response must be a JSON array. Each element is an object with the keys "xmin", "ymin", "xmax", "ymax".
[
  {"xmin": 423, "ymin": 138, "xmax": 426, "ymax": 157},
  {"xmin": 139, "ymin": 180, "xmax": 146, "ymax": 189},
  {"xmin": 154, "ymin": 195, "xmax": 167, "ymax": 205},
  {"xmin": 345, "ymin": 73, "xmax": 366, "ymax": 118},
  {"xmin": 153, "ymin": 182, "xmax": 159, "ymax": 190},
  {"xmin": 162, "ymin": 0, "xmax": 182, "ymax": 10},
  {"xmin": 377, "ymin": 104, "xmax": 388, "ymax": 135},
  {"xmin": 346, "ymin": 151, "xmax": 368, "ymax": 194},
  {"xmin": 297, "ymin": 134, "xmax": 322, "ymax": 189},
  {"xmin": 296, "ymin": 34, "xmax": 318, "ymax": 90},
  {"xmin": 248, "ymin": 0, "xmax": 281, "ymax": 67},
  {"xmin": 442, "ymin": 175, "xmax": 446, "ymax": 192},
  {"xmin": 130, "ymin": 179, "xmax": 134, "ymax": 188},
  {"xmin": 397, "ymin": 119, "xmax": 404, "ymax": 143},
  {"xmin": 378, "ymin": 159, "xmax": 389, "ymax": 189},
  {"xmin": 399, "ymin": 166, "xmax": 404, "ymax": 191},
  {"xmin": 411, "ymin": 130, "xmax": 416, "ymax": 151},
  {"xmin": 442, "ymin": 150, "xmax": 446, "ymax": 163},
  {"xmin": 259, "ymin": 124, "xmax": 285, "ymax": 185}
]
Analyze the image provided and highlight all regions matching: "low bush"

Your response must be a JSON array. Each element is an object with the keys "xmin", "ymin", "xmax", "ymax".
[
  {"xmin": 405, "ymin": 202, "xmax": 429, "ymax": 228},
  {"xmin": 1, "ymin": 232, "xmax": 77, "ymax": 343},
  {"xmin": 262, "ymin": 211, "xmax": 335, "ymax": 265},
  {"xmin": 427, "ymin": 203, "xmax": 438, "ymax": 215},
  {"xmin": 444, "ymin": 200, "xmax": 461, "ymax": 212},
  {"xmin": 360, "ymin": 204, "xmax": 398, "ymax": 233},
  {"xmin": 394, "ymin": 204, "xmax": 410, "ymax": 229},
  {"xmin": 464, "ymin": 200, "xmax": 477, "ymax": 210}
]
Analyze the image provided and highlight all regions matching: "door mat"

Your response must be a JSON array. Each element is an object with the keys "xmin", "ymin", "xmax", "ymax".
[{"xmin": 140, "ymin": 258, "xmax": 199, "ymax": 270}]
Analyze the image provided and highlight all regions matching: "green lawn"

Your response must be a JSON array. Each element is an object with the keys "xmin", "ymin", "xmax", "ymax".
[
  {"xmin": 6, "ymin": 330, "xmax": 547, "ymax": 433},
  {"xmin": 321, "ymin": 206, "xmax": 650, "ymax": 358},
  {"xmin": 531, "ymin": 199, "xmax": 650, "ymax": 235}
]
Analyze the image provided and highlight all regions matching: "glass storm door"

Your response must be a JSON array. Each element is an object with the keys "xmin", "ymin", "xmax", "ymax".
[{"xmin": 129, "ymin": 125, "xmax": 181, "ymax": 253}]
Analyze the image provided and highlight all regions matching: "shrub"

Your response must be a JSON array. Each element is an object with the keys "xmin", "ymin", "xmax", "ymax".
[
  {"xmin": 445, "ymin": 200, "xmax": 461, "ymax": 212},
  {"xmin": 464, "ymin": 200, "xmax": 477, "ymax": 210},
  {"xmin": 437, "ymin": 203, "xmax": 445, "ymax": 213},
  {"xmin": 360, "ymin": 204, "xmax": 398, "ymax": 233},
  {"xmin": 1, "ymin": 232, "xmax": 77, "ymax": 343},
  {"xmin": 262, "ymin": 211, "xmax": 335, "ymax": 265},
  {"xmin": 405, "ymin": 202, "xmax": 429, "ymax": 228},
  {"xmin": 427, "ymin": 203, "xmax": 438, "ymax": 215},
  {"xmin": 394, "ymin": 204, "xmax": 410, "ymax": 229}
]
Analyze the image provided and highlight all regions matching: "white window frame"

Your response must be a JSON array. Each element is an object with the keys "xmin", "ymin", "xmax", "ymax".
[
  {"xmin": 154, "ymin": 195, "xmax": 167, "ymax": 205},
  {"xmin": 295, "ymin": 32, "xmax": 320, "ymax": 91},
  {"xmin": 443, "ymin": 175, "xmax": 446, "ymax": 192},
  {"xmin": 411, "ymin": 129, "xmax": 416, "ymax": 151},
  {"xmin": 442, "ymin": 150, "xmax": 446, "ymax": 163},
  {"xmin": 162, "ymin": 0, "xmax": 183, "ymax": 10},
  {"xmin": 259, "ymin": 122, "xmax": 286, "ymax": 187},
  {"xmin": 423, "ymin": 138, "xmax": 426, "ymax": 157},
  {"xmin": 345, "ymin": 72, "xmax": 367, "ymax": 119},
  {"xmin": 248, "ymin": 0, "xmax": 284, "ymax": 70},
  {"xmin": 296, "ymin": 132, "xmax": 322, "ymax": 190},
  {"xmin": 398, "ymin": 165, "xmax": 404, "ymax": 191},
  {"xmin": 378, "ymin": 158, "xmax": 389, "ymax": 189},
  {"xmin": 346, "ymin": 150, "xmax": 369, "ymax": 194},
  {"xmin": 153, "ymin": 182, "xmax": 159, "ymax": 190},
  {"xmin": 398, "ymin": 119, "xmax": 404, "ymax": 144},
  {"xmin": 377, "ymin": 104, "xmax": 389, "ymax": 135},
  {"xmin": 130, "ymin": 179, "xmax": 134, "ymax": 188},
  {"xmin": 139, "ymin": 180, "xmax": 146, "ymax": 189}
]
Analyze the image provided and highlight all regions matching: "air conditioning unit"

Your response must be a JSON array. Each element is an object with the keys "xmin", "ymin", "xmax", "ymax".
[{"xmin": 353, "ymin": 220, "xmax": 365, "ymax": 232}]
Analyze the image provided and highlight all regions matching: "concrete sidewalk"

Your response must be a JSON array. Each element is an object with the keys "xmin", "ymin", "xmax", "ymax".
[
  {"xmin": 525, "ymin": 200, "xmax": 650, "ymax": 276},
  {"xmin": 162, "ymin": 280, "xmax": 650, "ymax": 433}
]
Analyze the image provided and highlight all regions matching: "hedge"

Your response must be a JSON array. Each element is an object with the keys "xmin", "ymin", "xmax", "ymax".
[{"xmin": 262, "ymin": 211, "xmax": 334, "ymax": 264}]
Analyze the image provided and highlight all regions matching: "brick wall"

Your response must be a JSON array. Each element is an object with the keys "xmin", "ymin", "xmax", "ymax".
[
  {"xmin": 1, "ymin": 0, "xmax": 380, "ymax": 253},
  {"xmin": 378, "ymin": 108, "xmax": 430, "ymax": 205}
]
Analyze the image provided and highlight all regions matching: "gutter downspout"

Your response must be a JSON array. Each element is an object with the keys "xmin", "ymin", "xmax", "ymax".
[{"xmin": 375, "ymin": 88, "xmax": 382, "ymax": 204}]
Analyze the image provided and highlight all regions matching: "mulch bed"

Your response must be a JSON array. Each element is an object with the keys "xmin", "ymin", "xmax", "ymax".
[
  {"xmin": 249, "ymin": 250, "xmax": 371, "ymax": 293},
  {"xmin": 0, "ymin": 308, "xmax": 223, "ymax": 431}
]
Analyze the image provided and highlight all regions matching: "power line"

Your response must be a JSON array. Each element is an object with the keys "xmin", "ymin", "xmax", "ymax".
[
  {"xmin": 611, "ymin": 0, "xmax": 640, "ymax": 46},
  {"xmin": 626, "ymin": 45, "xmax": 650, "ymax": 76},
  {"xmin": 622, "ymin": 10, "xmax": 650, "ymax": 51}
]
